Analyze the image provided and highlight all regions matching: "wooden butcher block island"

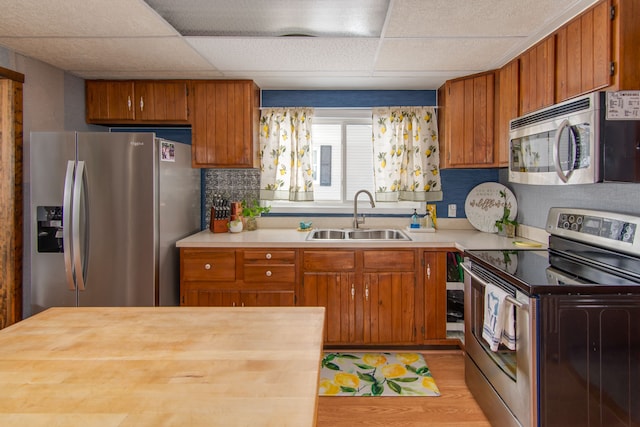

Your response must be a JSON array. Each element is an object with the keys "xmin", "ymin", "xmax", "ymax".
[{"xmin": 0, "ymin": 307, "xmax": 326, "ymax": 427}]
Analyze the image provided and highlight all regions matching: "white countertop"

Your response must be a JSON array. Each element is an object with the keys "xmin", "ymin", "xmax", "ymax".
[{"xmin": 176, "ymin": 227, "xmax": 546, "ymax": 251}]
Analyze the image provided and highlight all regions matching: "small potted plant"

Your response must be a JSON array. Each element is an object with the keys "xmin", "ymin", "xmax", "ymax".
[
  {"xmin": 495, "ymin": 190, "xmax": 518, "ymax": 238},
  {"xmin": 241, "ymin": 200, "xmax": 271, "ymax": 231}
]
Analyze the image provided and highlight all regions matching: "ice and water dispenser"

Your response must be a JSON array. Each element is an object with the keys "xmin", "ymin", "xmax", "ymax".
[{"xmin": 36, "ymin": 206, "xmax": 63, "ymax": 253}]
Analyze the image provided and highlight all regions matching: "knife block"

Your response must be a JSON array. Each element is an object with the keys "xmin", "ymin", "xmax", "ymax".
[{"xmin": 209, "ymin": 208, "xmax": 229, "ymax": 233}]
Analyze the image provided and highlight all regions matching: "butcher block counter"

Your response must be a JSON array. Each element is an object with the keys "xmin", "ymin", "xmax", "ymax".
[{"xmin": 0, "ymin": 307, "xmax": 326, "ymax": 427}]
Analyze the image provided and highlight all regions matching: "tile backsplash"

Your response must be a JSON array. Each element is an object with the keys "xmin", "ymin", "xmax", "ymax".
[{"xmin": 203, "ymin": 168, "xmax": 260, "ymax": 227}]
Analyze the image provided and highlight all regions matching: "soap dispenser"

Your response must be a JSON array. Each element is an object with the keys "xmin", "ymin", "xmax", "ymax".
[{"xmin": 410, "ymin": 209, "xmax": 420, "ymax": 228}]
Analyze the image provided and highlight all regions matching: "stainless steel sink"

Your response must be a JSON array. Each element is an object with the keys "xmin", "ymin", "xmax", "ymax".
[
  {"xmin": 348, "ymin": 229, "xmax": 410, "ymax": 240},
  {"xmin": 306, "ymin": 229, "xmax": 346, "ymax": 240},
  {"xmin": 306, "ymin": 228, "xmax": 411, "ymax": 241}
]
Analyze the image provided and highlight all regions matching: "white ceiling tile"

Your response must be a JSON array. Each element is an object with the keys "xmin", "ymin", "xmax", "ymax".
[
  {"xmin": 376, "ymin": 38, "xmax": 523, "ymax": 71},
  {"xmin": 0, "ymin": 37, "xmax": 214, "ymax": 73},
  {"xmin": 386, "ymin": 0, "xmax": 599, "ymax": 37},
  {"xmin": 186, "ymin": 37, "xmax": 380, "ymax": 71},
  {"xmin": 0, "ymin": 0, "xmax": 177, "ymax": 37}
]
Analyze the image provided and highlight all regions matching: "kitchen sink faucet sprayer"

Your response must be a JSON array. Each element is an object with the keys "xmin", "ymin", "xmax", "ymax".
[{"xmin": 353, "ymin": 189, "xmax": 375, "ymax": 229}]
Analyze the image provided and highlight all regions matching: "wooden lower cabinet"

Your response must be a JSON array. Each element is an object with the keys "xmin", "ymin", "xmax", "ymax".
[
  {"xmin": 180, "ymin": 246, "xmax": 457, "ymax": 347},
  {"xmin": 180, "ymin": 248, "xmax": 295, "ymax": 307},
  {"xmin": 300, "ymin": 249, "xmax": 418, "ymax": 345}
]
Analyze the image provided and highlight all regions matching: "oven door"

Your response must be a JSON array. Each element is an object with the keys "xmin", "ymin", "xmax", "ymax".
[{"xmin": 462, "ymin": 262, "xmax": 538, "ymax": 427}]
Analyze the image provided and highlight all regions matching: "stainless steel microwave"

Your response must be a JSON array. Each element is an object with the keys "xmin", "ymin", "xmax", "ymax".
[{"xmin": 509, "ymin": 91, "xmax": 640, "ymax": 185}]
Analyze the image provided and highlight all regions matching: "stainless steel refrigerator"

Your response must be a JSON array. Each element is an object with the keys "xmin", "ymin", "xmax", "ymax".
[{"xmin": 28, "ymin": 132, "xmax": 200, "ymax": 316}]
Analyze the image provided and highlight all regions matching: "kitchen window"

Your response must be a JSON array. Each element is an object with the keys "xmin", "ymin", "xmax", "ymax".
[{"xmin": 268, "ymin": 109, "xmax": 421, "ymax": 214}]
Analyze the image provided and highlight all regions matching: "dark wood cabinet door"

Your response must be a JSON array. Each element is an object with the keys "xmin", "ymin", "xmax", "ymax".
[
  {"xmin": 423, "ymin": 251, "xmax": 446, "ymax": 341},
  {"xmin": 363, "ymin": 272, "xmax": 416, "ymax": 344},
  {"xmin": 86, "ymin": 80, "xmax": 135, "ymax": 122},
  {"xmin": 556, "ymin": 0, "xmax": 611, "ymax": 101},
  {"xmin": 190, "ymin": 80, "xmax": 258, "ymax": 168},
  {"xmin": 497, "ymin": 59, "xmax": 519, "ymax": 167},
  {"xmin": 301, "ymin": 272, "xmax": 357, "ymax": 344},
  {"xmin": 519, "ymin": 37, "xmax": 555, "ymax": 115},
  {"xmin": 135, "ymin": 81, "xmax": 188, "ymax": 122},
  {"xmin": 439, "ymin": 71, "xmax": 496, "ymax": 169}
]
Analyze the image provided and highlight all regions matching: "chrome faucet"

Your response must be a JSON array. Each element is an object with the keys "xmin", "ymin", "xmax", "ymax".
[{"xmin": 353, "ymin": 189, "xmax": 375, "ymax": 229}]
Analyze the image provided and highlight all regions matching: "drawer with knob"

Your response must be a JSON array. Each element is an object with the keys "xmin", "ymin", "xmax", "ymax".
[
  {"xmin": 181, "ymin": 249, "xmax": 236, "ymax": 281},
  {"xmin": 243, "ymin": 265, "xmax": 296, "ymax": 283},
  {"xmin": 243, "ymin": 250, "xmax": 296, "ymax": 264}
]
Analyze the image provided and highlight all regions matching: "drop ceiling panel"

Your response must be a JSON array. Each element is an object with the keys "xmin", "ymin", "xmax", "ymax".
[
  {"xmin": 386, "ymin": 0, "xmax": 584, "ymax": 37},
  {"xmin": 0, "ymin": 0, "xmax": 177, "ymax": 37},
  {"xmin": 0, "ymin": 37, "xmax": 214, "ymax": 73},
  {"xmin": 376, "ymin": 38, "xmax": 522, "ymax": 71},
  {"xmin": 186, "ymin": 37, "xmax": 380, "ymax": 71}
]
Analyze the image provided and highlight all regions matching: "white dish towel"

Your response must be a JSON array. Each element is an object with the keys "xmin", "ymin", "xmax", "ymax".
[{"xmin": 482, "ymin": 284, "xmax": 516, "ymax": 352}]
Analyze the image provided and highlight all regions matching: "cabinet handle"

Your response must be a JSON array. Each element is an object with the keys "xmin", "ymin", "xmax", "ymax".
[
  {"xmin": 204, "ymin": 263, "xmax": 211, "ymax": 270},
  {"xmin": 426, "ymin": 263, "xmax": 431, "ymax": 279},
  {"xmin": 265, "ymin": 270, "xmax": 272, "ymax": 277},
  {"xmin": 127, "ymin": 96, "xmax": 132, "ymax": 111},
  {"xmin": 365, "ymin": 284, "xmax": 369, "ymax": 301},
  {"xmin": 139, "ymin": 96, "xmax": 144, "ymax": 112},
  {"xmin": 265, "ymin": 253, "xmax": 272, "ymax": 260},
  {"xmin": 351, "ymin": 284, "xmax": 355, "ymax": 300},
  {"xmin": 232, "ymin": 302, "xmax": 236, "ymax": 307}
]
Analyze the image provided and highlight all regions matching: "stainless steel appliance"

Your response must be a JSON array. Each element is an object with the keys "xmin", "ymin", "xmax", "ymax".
[
  {"xmin": 463, "ymin": 208, "xmax": 640, "ymax": 427},
  {"xmin": 509, "ymin": 91, "xmax": 640, "ymax": 185},
  {"xmin": 28, "ymin": 132, "xmax": 201, "ymax": 316}
]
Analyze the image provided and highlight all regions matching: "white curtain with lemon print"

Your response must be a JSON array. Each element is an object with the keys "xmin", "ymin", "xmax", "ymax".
[
  {"xmin": 259, "ymin": 108, "xmax": 314, "ymax": 201},
  {"xmin": 372, "ymin": 107, "xmax": 443, "ymax": 202}
]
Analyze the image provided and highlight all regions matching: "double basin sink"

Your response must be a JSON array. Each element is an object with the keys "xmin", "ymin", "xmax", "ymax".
[{"xmin": 306, "ymin": 228, "xmax": 411, "ymax": 241}]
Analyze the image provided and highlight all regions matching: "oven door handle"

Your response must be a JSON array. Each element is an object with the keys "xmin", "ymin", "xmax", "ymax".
[{"xmin": 461, "ymin": 263, "xmax": 528, "ymax": 311}]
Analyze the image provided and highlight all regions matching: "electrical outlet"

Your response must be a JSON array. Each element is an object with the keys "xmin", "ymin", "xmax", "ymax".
[{"xmin": 448, "ymin": 204, "xmax": 457, "ymax": 217}]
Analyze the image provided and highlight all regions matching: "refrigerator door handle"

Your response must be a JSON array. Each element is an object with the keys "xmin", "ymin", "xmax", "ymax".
[
  {"xmin": 72, "ymin": 161, "xmax": 90, "ymax": 291},
  {"xmin": 63, "ymin": 161, "xmax": 76, "ymax": 291}
]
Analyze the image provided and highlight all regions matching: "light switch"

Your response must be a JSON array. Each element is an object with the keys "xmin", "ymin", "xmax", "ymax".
[{"xmin": 448, "ymin": 204, "xmax": 456, "ymax": 217}]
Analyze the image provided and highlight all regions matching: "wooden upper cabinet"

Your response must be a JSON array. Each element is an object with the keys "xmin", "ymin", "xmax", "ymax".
[
  {"xmin": 438, "ymin": 70, "xmax": 496, "ymax": 169},
  {"xmin": 555, "ymin": 0, "xmax": 612, "ymax": 101},
  {"xmin": 496, "ymin": 58, "xmax": 520, "ymax": 167},
  {"xmin": 134, "ymin": 81, "xmax": 188, "ymax": 122},
  {"xmin": 189, "ymin": 80, "xmax": 260, "ymax": 168},
  {"xmin": 85, "ymin": 80, "xmax": 188, "ymax": 124},
  {"xmin": 86, "ymin": 80, "xmax": 135, "ymax": 122},
  {"xmin": 518, "ymin": 37, "xmax": 555, "ymax": 115}
]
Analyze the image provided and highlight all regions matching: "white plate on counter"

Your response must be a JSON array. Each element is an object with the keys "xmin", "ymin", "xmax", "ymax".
[{"xmin": 464, "ymin": 182, "xmax": 517, "ymax": 233}]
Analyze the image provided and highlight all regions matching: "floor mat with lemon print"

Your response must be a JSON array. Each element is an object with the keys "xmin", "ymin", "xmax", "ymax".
[{"xmin": 319, "ymin": 352, "xmax": 441, "ymax": 397}]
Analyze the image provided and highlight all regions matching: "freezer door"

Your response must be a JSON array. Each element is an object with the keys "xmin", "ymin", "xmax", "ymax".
[
  {"xmin": 29, "ymin": 132, "xmax": 78, "ymax": 314},
  {"xmin": 76, "ymin": 132, "xmax": 156, "ymax": 307},
  {"xmin": 158, "ymin": 140, "xmax": 201, "ymax": 306}
]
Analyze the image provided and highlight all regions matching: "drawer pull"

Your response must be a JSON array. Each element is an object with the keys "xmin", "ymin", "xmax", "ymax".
[
  {"xmin": 204, "ymin": 263, "xmax": 212, "ymax": 270},
  {"xmin": 265, "ymin": 270, "xmax": 272, "ymax": 277},
  {"xmin": 266, "ymin": 253, "xmax": 272, "ymax": 260}
]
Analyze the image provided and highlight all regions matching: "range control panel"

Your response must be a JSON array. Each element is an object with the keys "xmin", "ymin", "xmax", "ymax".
[
  {"xmin": 547, "ymin": 208, "xmax": 640, "ymax": 255},
  {"xmin": 556, "ymin": 213, "xmax": 636, "ymax": 243}
]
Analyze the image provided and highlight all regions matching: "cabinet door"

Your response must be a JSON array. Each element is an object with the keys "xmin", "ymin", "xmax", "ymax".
[
  {"xmin": 135, "ymin": 81, "xmax": 189, "ymax": 122},
  {"xmin": 300, "ymin": 272, "xmax": 357, "ymax": 344},
  {"xmin": 190, "ymin": 80, "xmax": 259, "ymax": 168},
  {"xmin": 85, "ymin": 81, "xmax": 135, "ymax": 122},
  {"xmin": 439, "ymin": 71, "xmax": 496, "ymax": 168},
  {"xmin": 183, "ymin": 288, "xmax": 240, "ymax": 307},
  {"xmin": 555, "ymin": 0, "xmax": 611, "ymax": 101},
  {"xmin": 363, "ymin": 272, "xmax": 416, "ymax": 344},
  {"xmin": 497, "ymin": 59, "xmax": 519, "ymax": 167},
  {"xmin": 423, "ymin": 251, "xmax": 447, "ymax": 341},
  {"xmin": 519, "ymin": 37, "xmax": 555, "ymax": 115},
  {"xmin": 240, "ymin": 291, "xmax": 294, "ymax": 307}
]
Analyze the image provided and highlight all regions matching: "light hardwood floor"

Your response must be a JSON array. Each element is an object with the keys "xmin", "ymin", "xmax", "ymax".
[{"xmin": 317, "ymin": 350, "xmax": 491, "ymax": 427}]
